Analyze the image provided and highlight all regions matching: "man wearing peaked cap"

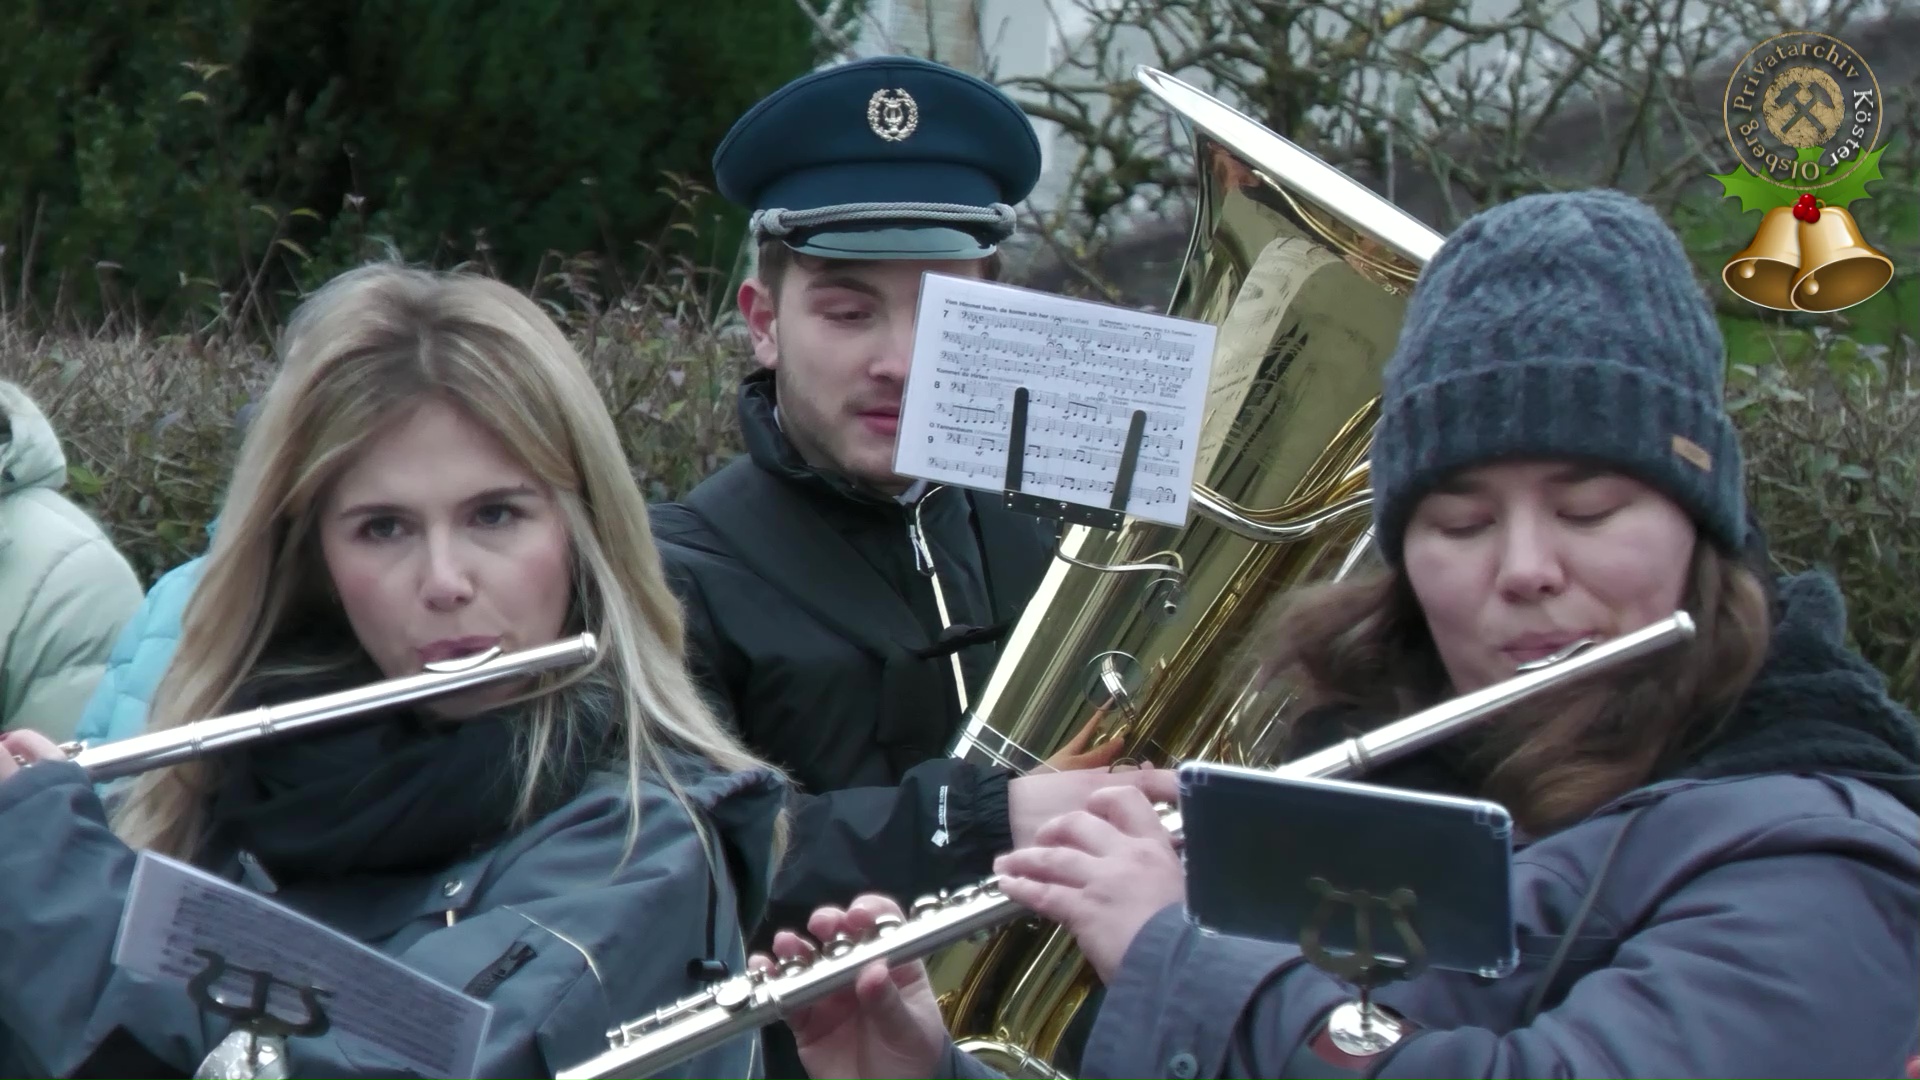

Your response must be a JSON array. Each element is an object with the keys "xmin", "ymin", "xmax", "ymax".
[
  {"xmin": 712, "ymin": 53, "xmax": 1042, "ymax": 262},
  {"xmin": 649, "ymin": 54, "xmax": 1173, "ymax": 1077}
]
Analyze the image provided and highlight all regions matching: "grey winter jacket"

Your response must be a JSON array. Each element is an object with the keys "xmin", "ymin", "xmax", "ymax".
[
  {"xmin": 949, "ymin": 570, "xmax": 1920, "ymax": 1079},
  {"xmin": 1086, "ymin": 770, "xmax": 1918, "ymax": 1078},
  {"xmin": 0, "ymin": 755, "xmax": 787, "ymax": 1078}
]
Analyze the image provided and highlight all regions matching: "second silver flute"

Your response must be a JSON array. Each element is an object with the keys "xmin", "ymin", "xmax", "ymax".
[
  {"xmin": 60, "ymin": 633, "xmax": 600, "ymax": 782},
  {"xmin": 557, "ymin": 611, "xmax": 1696, "ymax": 1080}
]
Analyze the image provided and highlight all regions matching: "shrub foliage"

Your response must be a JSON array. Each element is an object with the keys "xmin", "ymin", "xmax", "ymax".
[
  {"xmin": 0, "ymin": 0, "xmax": 857, "ymax": 327},
  {"xmin": 1731, "ymin": 332, "xmax": 1920, "ymax": 705},
  {"xmin": 3, "ymin": 258, "xmax": 1915, "ymax": 713}
]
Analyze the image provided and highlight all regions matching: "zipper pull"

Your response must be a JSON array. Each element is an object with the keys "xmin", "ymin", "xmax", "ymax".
[
  {"xmin": 238, "ymin": 850, "xmax": 278, "ymax": 894},
  {"xmin": 906, "ymin": 516, "xmax": 936, "ymax": 577}
]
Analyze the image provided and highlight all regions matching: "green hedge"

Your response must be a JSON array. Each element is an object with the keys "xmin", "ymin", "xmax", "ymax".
[{"xmin": 0, "ymin": 0, "xmax": 859, "ymax": 327}]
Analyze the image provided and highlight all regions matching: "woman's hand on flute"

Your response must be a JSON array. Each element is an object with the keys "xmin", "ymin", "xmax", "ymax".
[
  {"xmin": 0, "ymin": 728, "xmax": 63, "ymax": 783},
  {"xmin": 995, "ymin": 783, "xmax": 1185, "ymax": 984}
]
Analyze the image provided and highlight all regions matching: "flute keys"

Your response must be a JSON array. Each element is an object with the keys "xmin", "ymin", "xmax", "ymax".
[
  {"xmin": 779, "ymin": 955, "xmax": 811, "ymax": 978},
  {"xmin": 872, "ymin": 912, "xmax": 905, "ymax": 935},
  {"xmin": 824, "ymin": 932, "xmax": 856, "ymax": 958},
  {"xmin": 910, "ymin": 893, "xmax": 945, "ymax": 919},
  {"xmin": 714, "ymin": 976, "xmax": 755, "ymax": 1011}
]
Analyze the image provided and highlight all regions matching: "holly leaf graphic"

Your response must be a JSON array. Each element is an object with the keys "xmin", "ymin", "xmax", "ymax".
[
  {"xmin": 1711, "ymin": 164, "xmax": 1798, "ymax": 214},
  {"xmin": 1814, "ymin": 142, "xmax": 1890, "ymax": 209}
]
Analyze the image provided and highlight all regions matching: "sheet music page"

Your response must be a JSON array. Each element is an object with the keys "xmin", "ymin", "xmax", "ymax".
[
  {"xmin": 894, "ymin": 273, "xmax": 1215, "ymax": 528},
  {"xmin": 114, "ymin": 851, "xmax": 492, "ymax": 1077}
]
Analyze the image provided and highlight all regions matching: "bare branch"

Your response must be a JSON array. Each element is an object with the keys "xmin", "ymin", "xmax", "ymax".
[{"xmin": 788, "ymin": 0, "xmax": 858, "ymax": 58}]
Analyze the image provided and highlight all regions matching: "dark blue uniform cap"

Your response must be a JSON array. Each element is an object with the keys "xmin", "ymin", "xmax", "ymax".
[{"xmin": 713, "ymin": 55, "xmax": 1042, "ymax": 260}]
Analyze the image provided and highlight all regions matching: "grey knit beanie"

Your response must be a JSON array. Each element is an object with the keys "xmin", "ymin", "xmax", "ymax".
[{"xmin": 1370, "ymin": 188, "xmax": 1746, "ymax": 566}]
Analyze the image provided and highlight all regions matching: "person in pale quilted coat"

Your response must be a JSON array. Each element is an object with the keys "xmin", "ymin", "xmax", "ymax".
[{"xmin": 0, "ymin": 381, "xmax": 143, "ymax": 742}]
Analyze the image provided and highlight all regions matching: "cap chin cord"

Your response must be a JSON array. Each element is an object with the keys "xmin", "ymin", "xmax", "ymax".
[{"xmin": 750, "ymin": 201, "xmax": 1018, "ymax": 242}]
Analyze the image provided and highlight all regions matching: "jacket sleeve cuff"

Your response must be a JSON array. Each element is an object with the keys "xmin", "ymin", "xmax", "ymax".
[
  {"xmin": 0, "ymin": 759, "xmax": 93, "ymax": 816},
  {"xmin": 951, "ymin": 763, "xmax": 1013, "ymax": 864},
  {"xmin": 1085, "ymin": 903, "xmax": 1333, "ymax": 1079}
]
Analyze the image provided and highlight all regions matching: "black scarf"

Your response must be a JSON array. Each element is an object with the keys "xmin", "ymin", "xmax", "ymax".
[
  {"xmin": 1678, "ymin": 569, "xmax": 1920, "ymax": 813},
  {"xmin": 205, "ymin": 657, "xmax": 616, "ymax": 885}
]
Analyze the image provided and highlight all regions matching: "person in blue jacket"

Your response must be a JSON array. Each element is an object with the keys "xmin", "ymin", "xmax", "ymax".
[
  {"xmin": 0, "ymin": 262, "xmax": 789, "ymax": 1078},
  {"xmin": 760, "ymin": 189, "xmax": 1920, "ymax": 1078}
]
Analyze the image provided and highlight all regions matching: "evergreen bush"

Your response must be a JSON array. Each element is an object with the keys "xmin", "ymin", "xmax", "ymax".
[{"xmin": 0, "ymin": 0, "xmax": 858, "ymax": 327}]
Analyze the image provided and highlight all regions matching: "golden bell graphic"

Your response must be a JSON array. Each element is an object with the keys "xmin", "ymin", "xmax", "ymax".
[
  {"xmin": 1790, "ymin": 205, "xmax": 1895, "ymax": 313},
  {"xmin": 1721, "ymin": 206, "xmax": 1803, "ymax": 311}
]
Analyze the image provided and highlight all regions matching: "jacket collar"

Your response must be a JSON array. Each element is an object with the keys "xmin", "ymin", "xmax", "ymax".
[
  {"xmin": 1575, "ymin": 568, "xmax": 1920, "ymax": 823},
  {"xmin": 737, "ymin": 369, "xmax": 931, "ymax": 514},
  {"xmin": 188, "ymin": 755, "xmax": 791, "ymax": 947},
  {"xmin": 1673, "ymin": 568, "xmax": 1920, "ymax": 813}
]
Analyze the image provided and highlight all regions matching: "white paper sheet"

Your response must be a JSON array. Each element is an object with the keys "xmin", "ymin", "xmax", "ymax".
[
  {"xmin": 893, "ymin": 274, "xmax": 1215, "ymax": 528},
  {"xmin": 114, "ymin": 851, "xmax": 492, "ymax": 1077}
]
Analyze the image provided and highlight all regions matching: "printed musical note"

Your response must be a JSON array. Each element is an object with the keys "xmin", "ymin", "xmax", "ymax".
[{"xmin": 894, "ymin": 275, "xmax": 1217, "ymax": 527}]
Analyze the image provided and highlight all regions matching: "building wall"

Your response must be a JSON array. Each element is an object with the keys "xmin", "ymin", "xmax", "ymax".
[
  {"xmin": 852, "ymin": 0, "xmax": 984, "ymax": 70},
  {"xmin": 847, "ymin": 0, "xmax": 1081, "ymax": 205}
]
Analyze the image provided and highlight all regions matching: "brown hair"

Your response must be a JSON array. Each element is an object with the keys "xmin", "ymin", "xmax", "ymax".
[
  {"xmin": 753, "ymin": 239, "xmax": 1004, "ymax": 301},
  {"xmin": 1250, "ymin": 543, "xmax": 1773, "ymax": 835}
]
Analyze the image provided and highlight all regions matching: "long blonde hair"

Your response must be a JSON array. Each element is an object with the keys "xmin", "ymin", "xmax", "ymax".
[{"xmin": 112, "ymin": 263, "xmax": 783, "ymax": 863}]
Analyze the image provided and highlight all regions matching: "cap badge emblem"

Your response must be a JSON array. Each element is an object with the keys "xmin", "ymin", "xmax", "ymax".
[{"xmin": 867, "ymin": 88, "xmax": 919, "ymax": 142}]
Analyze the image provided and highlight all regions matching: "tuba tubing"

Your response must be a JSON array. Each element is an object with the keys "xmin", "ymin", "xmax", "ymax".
[
  {"xmin": 556, "ymin": 612, "xmax": 1696, "ymax": 1080},
  {"xmin": 55, "ymin": 633, "xmax": 600, "ymax": 783},
  {"xmin": 931, "ymin": 67, "xmax": 1452, "ymax": 1073}
]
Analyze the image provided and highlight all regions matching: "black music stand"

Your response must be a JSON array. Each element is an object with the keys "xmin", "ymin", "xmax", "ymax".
[
  {"xmin": 999, "ymin": 386, "xmax": 1150, "ymax": 534},
  {"xmin": 1297, "ymin": 878, "xmax": 1429, "ymax": 1056},
  {"xmin": 186, "ymin": 947, "xmax": 333, "ymax": 1080}
]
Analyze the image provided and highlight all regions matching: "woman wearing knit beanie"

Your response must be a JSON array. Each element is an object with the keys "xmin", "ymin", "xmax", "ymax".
[{"xmin": 758, "ymin": 189, "xmax": 1920, "ymax": 1080}]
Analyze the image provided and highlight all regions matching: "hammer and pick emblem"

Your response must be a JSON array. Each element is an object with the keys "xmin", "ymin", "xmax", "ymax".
[
  {"xmin": 867, "ymin": 88, "xmax": 919, "ymax": 142},
  {"xmin": 1772, "ymin": 77, "xmax": 1834, "ymax": 140},
  {"xmin": 1761, "ymin": 64, "xmax": 1844, "ymax": 148}
]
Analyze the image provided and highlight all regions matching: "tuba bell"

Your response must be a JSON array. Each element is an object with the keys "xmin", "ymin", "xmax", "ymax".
[{"xmin": 928, "ymin": 67, "xmax": 1445, "ymax": 1078}]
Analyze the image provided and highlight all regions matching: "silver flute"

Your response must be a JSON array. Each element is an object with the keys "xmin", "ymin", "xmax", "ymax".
[
  {"xmin": 556, "ymin": 612, "xmax": 1695, "ymax": 1080},
  {"xmin": 54, "ymin": 633, "xmax": 599, "ymax": 783}
]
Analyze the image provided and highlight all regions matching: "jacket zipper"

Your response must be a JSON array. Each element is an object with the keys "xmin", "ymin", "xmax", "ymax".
[{"xmin": 463, "ymin": 942, "xmax": 536, "ymax": 999}]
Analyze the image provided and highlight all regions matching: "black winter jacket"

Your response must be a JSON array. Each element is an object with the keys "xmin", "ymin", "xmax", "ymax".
[{"xmin": 650, "ymin": 370, "xmax": 1053, "ymax": 939}]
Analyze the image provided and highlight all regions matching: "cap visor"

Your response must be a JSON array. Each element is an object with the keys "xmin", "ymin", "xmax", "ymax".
[{"xmin": 785, "ymin": 225, "xmax": 997, "ymax": 260}]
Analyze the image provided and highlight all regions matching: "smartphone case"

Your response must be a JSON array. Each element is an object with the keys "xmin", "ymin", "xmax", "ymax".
[{"xmin": 1177, "ymin": 761, "xmax": 1520, "ymax": 978}]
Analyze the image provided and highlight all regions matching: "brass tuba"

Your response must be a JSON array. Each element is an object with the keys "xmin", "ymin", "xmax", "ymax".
[{"xmin": 928, "ymin": 67, "xmax": 1446, "ymax": 1078}]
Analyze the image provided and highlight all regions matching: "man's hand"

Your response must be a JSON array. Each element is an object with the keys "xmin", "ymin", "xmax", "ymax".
[
  {"xmin": 1041, "ymin": 714, "xmax": 1129, "ymax": 772},
  {"xmin": 754, "ymin": 895, "xmax": 948, "ymax": 1080},
  {"xmin": 1007, "ymin": 763, "xmax": 1178, "ymax": 848},
  {"xmin": 995, "ymin": 785, "xmax": 1184, "ymax": 984},
  {"xmin": 0, "ymin": 728, "xmax": 64, "ymax": 784}
]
